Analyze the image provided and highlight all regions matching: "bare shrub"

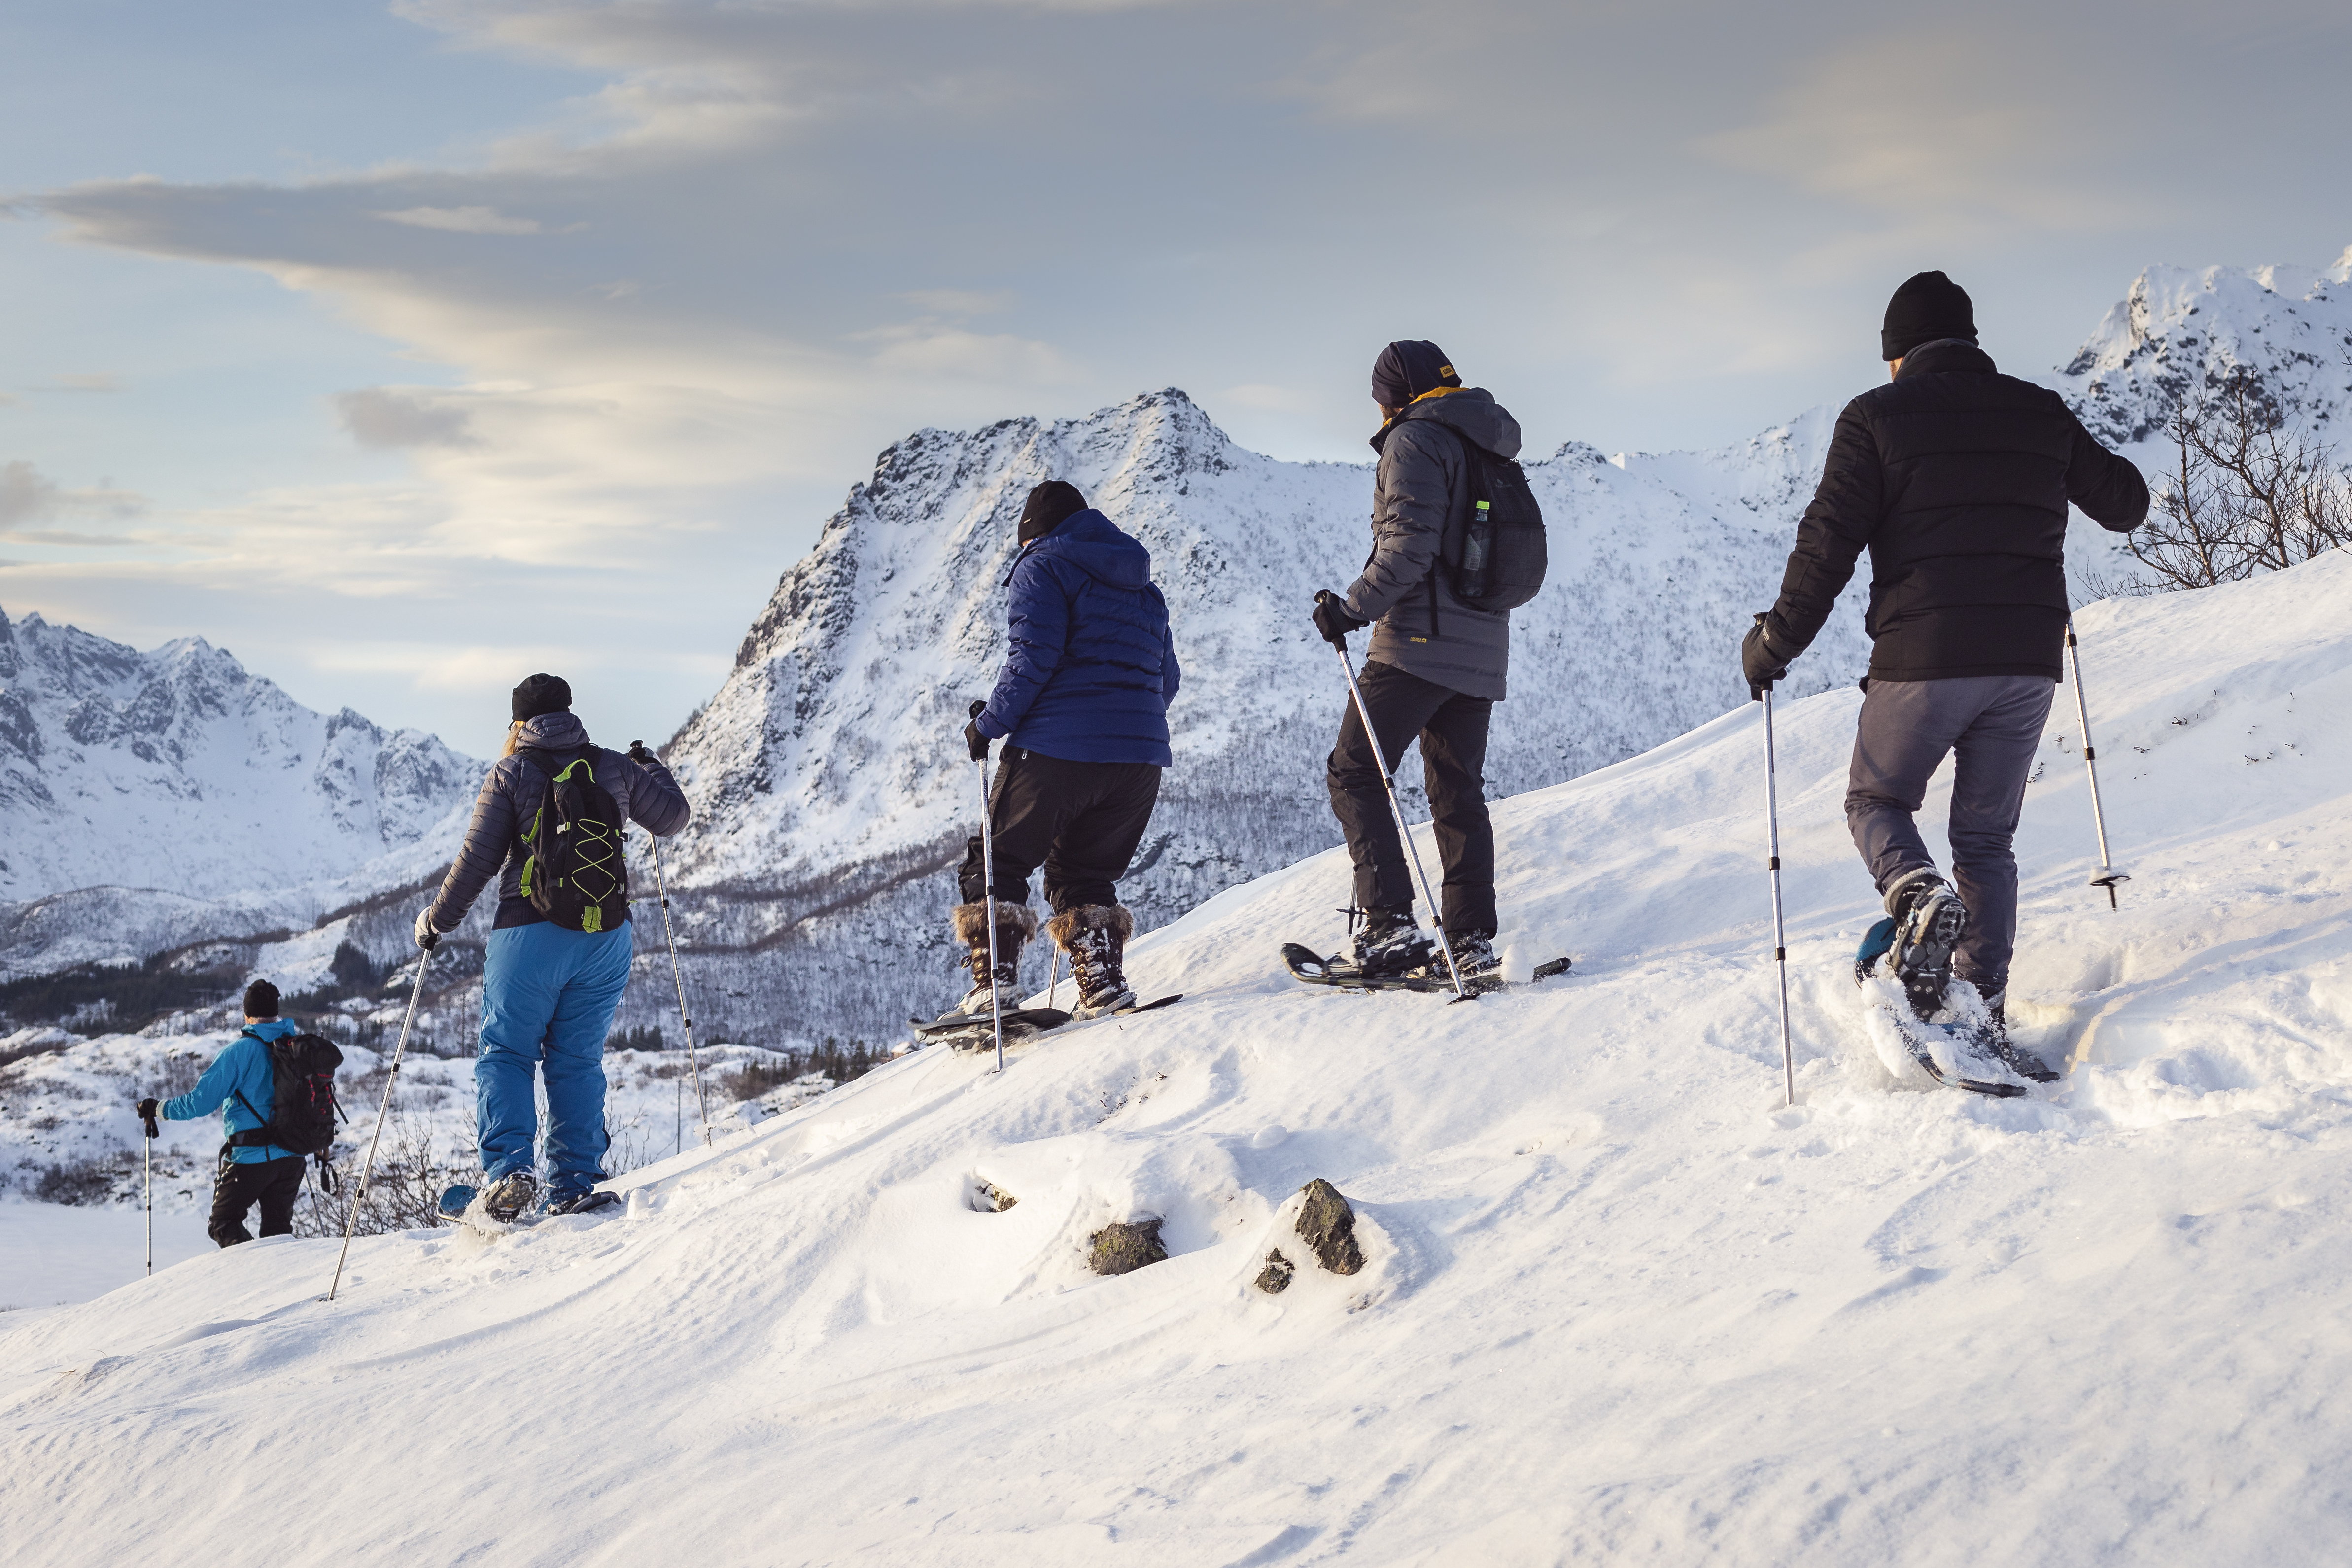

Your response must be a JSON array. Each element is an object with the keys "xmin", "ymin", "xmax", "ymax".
[
  {"xmin": 36, "ymin": 1157, "xmax": 125, "ymax": 1206},
  {"xmin": 293, "ymin": 1114, "xmax": 472, "ymax": 1238},
  {"xmin": 2115, "ymin": 372, "xmax": 2352, "ymax": 594}
]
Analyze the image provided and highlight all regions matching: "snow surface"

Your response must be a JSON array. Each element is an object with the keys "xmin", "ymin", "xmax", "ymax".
[{"xmin": 6, "ymin": 548, "xmax": 2352, "ymax": 1565}]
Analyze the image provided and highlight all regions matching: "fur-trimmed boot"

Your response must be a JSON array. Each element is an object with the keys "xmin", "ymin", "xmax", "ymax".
[
  {"xmin": 1048, "ymin": 904, "xmax": 1137, "ymax": 1020},
  {"xmin": 952, "ymin": 899, "xmax": 1037, "ymax": 1018}
]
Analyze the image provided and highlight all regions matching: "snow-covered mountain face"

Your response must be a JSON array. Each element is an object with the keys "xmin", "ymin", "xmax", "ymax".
[
  {"xmin": 2053, "ymin": 246, "xmax": 2352, "ymax": 449},
  {"xmin": 0, "ymin": 610, "xmax": 480, "ymax": 976}
]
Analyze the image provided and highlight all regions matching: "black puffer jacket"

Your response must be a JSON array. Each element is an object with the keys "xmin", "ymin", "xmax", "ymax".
[
  {"xmin": 425, "ymin": 712, "xmax": 691, "ymax": 934},
  {"xmin": 1764, "ymin": 338, "xmax": 2148, "ymax": 681},
  {"xmin": 1346, "ymin": 386, "xmax": 1522, "ymax": 701}
]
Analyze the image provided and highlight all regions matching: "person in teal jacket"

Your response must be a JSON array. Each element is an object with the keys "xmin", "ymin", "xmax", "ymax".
[{"xmin": 138, "ymin": 979, "xmax": 306, "ymax": 1246}]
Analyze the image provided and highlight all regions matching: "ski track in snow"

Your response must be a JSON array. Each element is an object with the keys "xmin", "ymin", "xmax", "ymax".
[{"xmin": 5, "ymin": 553, "xmax": 2352, "ymax": 1564}]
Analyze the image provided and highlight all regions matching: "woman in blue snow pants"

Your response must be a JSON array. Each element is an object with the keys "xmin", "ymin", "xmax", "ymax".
[{"xmin": 414, "ymin": 674, "xmax": 691, "ymax": 1211}]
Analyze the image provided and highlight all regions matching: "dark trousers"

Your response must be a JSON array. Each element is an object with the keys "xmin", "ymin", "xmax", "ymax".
[
  {"xmin": 959, "ymin": 748, "xmax": 1163, "ymax": 913},
  {"xmin": 1845, "ymin": 674, "xmax": 2056, "ymax": 996},
  {"xmin": 1326, "ymin": 660, "xmax": 1497, "ymax": 937},
  {"xmin": 209, "ymin": 1153, "xmax": 305, "ymax": 1247}
]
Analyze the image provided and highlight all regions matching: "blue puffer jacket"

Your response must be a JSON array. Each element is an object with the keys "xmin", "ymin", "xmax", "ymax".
[
  {"xmin": 974, "ymin": 510, "xmax": 1180, "ymax": 766},
  {"xmin": 164, "ymin": 1018, "xmax": 297, "ymax": 1163}
]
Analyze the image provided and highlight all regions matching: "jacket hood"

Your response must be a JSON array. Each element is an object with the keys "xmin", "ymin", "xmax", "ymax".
[
  {"xmin": 1021, "ymin": 508, "xmax": 1152, "ymax": 588},
  {"xmin": 1376, "ymin": 386, "xmax": 1522, "ymax": 459},
  {"xmin": 1896, "ymin": 338, "xmax": 1996, "ymax": 379},
  {"xmin": 244, "ymin": 1017, "xmax": 298, "ymax": 1040},
  {"xmin": 516, "ymin": 711, "xmax": 591, "ymax": 753}
]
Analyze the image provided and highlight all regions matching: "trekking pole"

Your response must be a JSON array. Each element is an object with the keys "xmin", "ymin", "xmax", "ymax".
[
  {"xmin": 324, "ymin": 949, "xmax": 431, "ymax": 1303},
  {"xmin": 1760, "ymin": 687, "xmax": 1797, "ymax": 1108},
  {"xmin": 644, "ymin": 822, "xmax": 713, "ymax": 1146},
  {"xmin": 2064, "ymin": 620, "xmax": 2128, "ymax": 910},
  {"xmin": 976, "ymin": 753, "xmax": 1009, "ymax": 1072},
  {"xmin": 1046, "ymin": 947, "xmax": 1060, "ymax": 1011},
  {"xmin": 141, "ymin": 1099, "xmax": 159, "ymax": 1277},
  {"xmin": 1316, "ymin": 595, "xmax": 1470, "ymax": 1001}
]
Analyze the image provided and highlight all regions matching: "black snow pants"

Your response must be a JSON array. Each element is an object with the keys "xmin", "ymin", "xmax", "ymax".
[
  {"xmin": 959, "ymin": 747, "xmax": 1163, "ymax": 914},
  {"xmin": 209, "ymin": 1152, "xmax": 306, "ymax": 1247},
  {"xmin": 1326, "ymin": 659, "xmax": 1497, "ymax": 938}
]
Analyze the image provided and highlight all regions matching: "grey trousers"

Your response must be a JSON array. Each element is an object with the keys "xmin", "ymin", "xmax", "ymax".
[{"xmin": 1845, "ymin": 674, "xmax": 2055, "ymax": 995}]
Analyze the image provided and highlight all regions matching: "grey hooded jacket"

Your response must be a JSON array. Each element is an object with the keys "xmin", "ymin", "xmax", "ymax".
[
  {"xmin": 1344, "ymin": 386, "xmax": 1523, "ymax": 701},
  {"xmin": 425, "ymin": 711, "xmax": 691, "ymax": 934}
]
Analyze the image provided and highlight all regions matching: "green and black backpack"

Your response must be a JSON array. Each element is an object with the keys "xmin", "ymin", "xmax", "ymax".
[{"xmin": 517, "ymin": 747, "xmax": 631, "ymax": 933}]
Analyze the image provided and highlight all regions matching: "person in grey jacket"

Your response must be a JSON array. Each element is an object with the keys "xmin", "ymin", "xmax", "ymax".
[
  {"xmin": 1312, "ymin": 340, "xmax": 1522, "ymax": 977},
  {"xmin": 415, "ymin": 674, "xmax": 690, "ymax": 1219}
]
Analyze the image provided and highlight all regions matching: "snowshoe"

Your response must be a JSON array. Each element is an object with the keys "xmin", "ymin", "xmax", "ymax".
[
  {"xmin": 1284, "ymin": 942, "xmax": 1569, "ymax": 996},
  {"xmin": 1977, "ymin": 996, "xmax": 2063, "ymax": 1083},
  {"xmin": 1855, "ymin": 922, "xmax": 2027, "ymax": 1097},
  {"xmin": 547, "ymin": 1190, "xmax": 623, "ymax": 1217}
]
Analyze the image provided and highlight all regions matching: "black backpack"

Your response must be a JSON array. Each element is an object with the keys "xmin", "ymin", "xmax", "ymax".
[
  {"xmin": 517, "ymin": 747, "xmax": 630, "ymax": 933},
  {"xmin": 1432, "ymin": 422, "xmax": 1548, "ymax": 613},
  {"xmin": 228, "ymin": 1029, "xmax": 345, "ymax": 1159}
]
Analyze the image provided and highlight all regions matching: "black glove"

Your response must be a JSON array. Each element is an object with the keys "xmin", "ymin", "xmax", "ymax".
[
  {"xmin": 137, "ymin": 1097, "xmax": 161, "ymax": 1138},
  {"xmin": 965, "ymin": 699, "xmax": 991, "ymax": 761},
  {"xmin": 413, "ymin": 906, "xmax": 442, "ymax": 953},
  {"xmin": 1742, "ymin": 613, "xmax": 1792, "ymax": 698},
  {"xmin": 627, "ymin": 739, "xmax": 653, "ymax": 765},
  {"xmin": 1314, "ymin": 590, "xmax": 1368, "ymax": 649}
]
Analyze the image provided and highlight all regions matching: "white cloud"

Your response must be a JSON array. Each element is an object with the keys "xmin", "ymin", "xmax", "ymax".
[{"xmin": 375, "ymin": 204, "xmax": 547, "ymax": 235}]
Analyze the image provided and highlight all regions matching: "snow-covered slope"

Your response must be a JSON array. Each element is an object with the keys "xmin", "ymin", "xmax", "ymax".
[
  {"xmin": 8, "ymin": 547, "xmax": 2351, "ymax": 1565},
  {"xmin": 0, "ymin": 610, "xmax": 481, "ymax": 976}
]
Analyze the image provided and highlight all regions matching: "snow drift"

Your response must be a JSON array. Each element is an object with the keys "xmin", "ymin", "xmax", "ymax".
[{"xmin": 6, "ymin": 546, "xmax": 2351, "ymax": 1565}]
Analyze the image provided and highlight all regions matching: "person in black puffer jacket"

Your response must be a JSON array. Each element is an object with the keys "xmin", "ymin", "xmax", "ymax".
[{"xmin": 1742, "ymin": 272, "xmax": 2148, "ymax": 1056}]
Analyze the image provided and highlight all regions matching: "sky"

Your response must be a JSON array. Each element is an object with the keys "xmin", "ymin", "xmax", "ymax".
[{"xmin": 2, "ymin": 0, "xmax": 2348, "ymax": 759}]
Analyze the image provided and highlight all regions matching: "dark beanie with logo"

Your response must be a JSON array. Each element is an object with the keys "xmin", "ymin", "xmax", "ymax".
[
  {"xmin": 244, "ymin": 979, "xmax": 280, "ymax": 1019},
  {"xmin": 1371, "ymin": 341, "xmax": 1462, "ymax": 408},
  {"xmin": 1017, "ymin": 480, "xmax": 1088, "ymax": 544},
  {"xmin": 1882, "ymin": 271, "xmax": 1977, "ymax": 361},
  {"xmin": 511, "ymin": 673, "xmax": 573, "ymax": 723}
]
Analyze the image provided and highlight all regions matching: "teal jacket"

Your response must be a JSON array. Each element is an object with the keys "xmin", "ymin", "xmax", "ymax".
[{"xmin": 165, "ymin": 1018, "xmax": 299, "ymax": 1163}]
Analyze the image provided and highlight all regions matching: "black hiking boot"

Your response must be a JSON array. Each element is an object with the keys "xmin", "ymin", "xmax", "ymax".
[
  {"xmin": 951, "ymin": 899, "xmax": 1037, "ymax": 1018},
  {"xmin": 1978, "ymin": 993, "xmax": 2062, "ymax": 1082},
  {"xmin": 1050, "ymin": 904, "xmax": 1137, "ymax": 1020},
  {"xmin": 1414, "ymin": 931, "xmax": 1499, "ymax": 985},
  {"xmin": 482, "ymin": 1169, "xmax": 541, "ymax": 1224},
  {"xmin": 1351, "ymin": 906, "xmax": 1433, "ymax": 978},
  {"xmin": 1883, "ymin": 867, "xmax": 1968, "ymax": 1021}
]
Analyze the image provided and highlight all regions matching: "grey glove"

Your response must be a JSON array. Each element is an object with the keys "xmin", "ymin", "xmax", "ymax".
[{"xmin": 413, "ymin": 906, "xmax": 442, "ymax": 953}]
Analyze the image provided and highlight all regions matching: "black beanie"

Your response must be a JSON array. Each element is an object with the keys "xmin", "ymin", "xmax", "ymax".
[
  {"xmin": 244, "ymin": 979, "xmax": 280, "ymax": 1019},
  {"xmin": 1017, "ymin": 481, "xmax": 1087, "ymax": 544},
  {"xmin": 1371, "ymin": 341, "xmax": 1461, "ymax": 409},
  {"xmin": 511, "ymin": 673, "xmax": 572, "ymax": 723},
  {"xmin": 1881, "ymin": 271, "xmax": 1976, "ymax": 361}
]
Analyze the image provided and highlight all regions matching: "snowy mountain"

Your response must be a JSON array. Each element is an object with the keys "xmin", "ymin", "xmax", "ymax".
[
  {"xmin": 0, "ymin": 610, "xmax": 480, "ymax": 978},
  {"xmin": 9, "ymin": 545, "xmax": 2352, "ymax": 1564}
]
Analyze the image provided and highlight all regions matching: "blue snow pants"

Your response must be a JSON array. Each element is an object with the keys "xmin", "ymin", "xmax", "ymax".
[{"xmin": 477, "ymin": 920, "xmax": 633, "ymax": 1198}]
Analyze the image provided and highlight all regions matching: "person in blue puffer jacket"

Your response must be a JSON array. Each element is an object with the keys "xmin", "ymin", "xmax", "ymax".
[
  {"xmin": 953, "ymin": 481, "xmax": 1180, "ymax": 1021},
  {"xmin": 134, "ymin": 979, "xmax": 306, "ymax": 1246}
]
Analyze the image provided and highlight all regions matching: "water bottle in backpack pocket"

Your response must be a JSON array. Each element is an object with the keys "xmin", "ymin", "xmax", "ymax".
[{"xmin": 1435, "ymin": 424, "xmax": 1547, "ymax": 612}]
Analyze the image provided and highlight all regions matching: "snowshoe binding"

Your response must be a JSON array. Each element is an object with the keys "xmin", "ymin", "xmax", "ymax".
[
  {"xmin": 1978, "ymin": 994, "xmax": 2062, "ymax": 1083},
  {"xmin": 1352, "ymin": 906, "xmax": 1434, "ymax": 978}
]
